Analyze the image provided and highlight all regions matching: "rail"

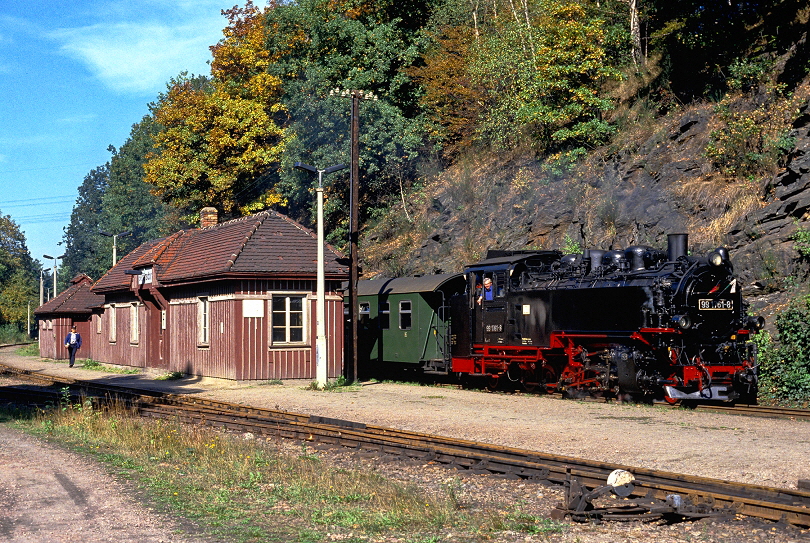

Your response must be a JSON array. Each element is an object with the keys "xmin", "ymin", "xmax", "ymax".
[{"xmin": 1, "ymin": 363, "xmax": 809, "ymax": 526}]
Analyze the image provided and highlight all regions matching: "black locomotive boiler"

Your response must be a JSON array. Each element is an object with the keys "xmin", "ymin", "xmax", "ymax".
[{"xmin": 356, "ymin": 234, "xmax": 763, "ymax": 403}]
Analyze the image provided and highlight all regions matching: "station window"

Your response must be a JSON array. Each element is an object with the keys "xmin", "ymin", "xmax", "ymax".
[
  {"xmin": 130, "ymin": 303, "xmax": 139, "ymax": 345},
  {"xmin": 379, "ymin": 301, "xmax": 390, "ymax": 330},
  {"xmin": 197, "ymin": 297, "xmax": 210, "ymax": 346},
  {"xmin": 271, "ymin": 295, "xmax": 307, "ymax": 345},
  {"xmin": 399, "ymin": 300, "xmax": 412, "ymax": 330},
  {"xmin": 108, "ymin": 305, "xmax": 117, "ymax": 343}
]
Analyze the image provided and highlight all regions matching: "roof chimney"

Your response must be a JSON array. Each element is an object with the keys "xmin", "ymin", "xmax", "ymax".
[{"xmin": 200, "ymin": 207, "xmax": 218, "ymax": 228}]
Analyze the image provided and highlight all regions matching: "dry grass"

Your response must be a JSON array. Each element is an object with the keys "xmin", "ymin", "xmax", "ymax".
[
  {"xmin": 14, "ymin": 400, "xmax": 564, "ymax": 542},
  {"xmin": 667, "ymin": 176, "xmax": 765, "ymax": 246}
]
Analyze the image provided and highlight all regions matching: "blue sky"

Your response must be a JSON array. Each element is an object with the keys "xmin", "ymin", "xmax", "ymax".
[{"xmin": 0, "ymin": 1, "xmax": 243, "ymax": 271}]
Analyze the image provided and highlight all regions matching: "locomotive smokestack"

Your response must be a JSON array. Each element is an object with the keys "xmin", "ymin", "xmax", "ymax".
[{"xmin": 667, "ymin": 234, "xmax": 688, "ymax": 261}]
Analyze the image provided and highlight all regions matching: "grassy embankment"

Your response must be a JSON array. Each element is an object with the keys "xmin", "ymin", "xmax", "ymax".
[{"xmin": 0, "ymin": 390, "xmax": 565, "ymax": 543}]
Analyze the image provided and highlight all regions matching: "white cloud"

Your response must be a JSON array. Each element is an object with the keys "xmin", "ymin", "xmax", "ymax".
[
  {"xmin": 56, "ymin": 114, "xmax": 98, "ymax": 124},
  {"xmin": 50, "ymin": 14, "xmax": 224, "ymax": 95}
]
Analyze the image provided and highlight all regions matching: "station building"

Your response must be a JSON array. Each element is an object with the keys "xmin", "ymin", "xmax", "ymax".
[{"xmin": 35, "ymin": 208, "xmax": 349, "ymax": 381}]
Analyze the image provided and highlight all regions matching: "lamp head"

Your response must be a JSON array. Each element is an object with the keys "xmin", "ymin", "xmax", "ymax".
[
  {"xmin": 294, "ymin": 162, "xmax": 317, "ymax": 174},
  {"xmin": 324, "ymin": 163, "xmax": 347, "ymax": 174}
]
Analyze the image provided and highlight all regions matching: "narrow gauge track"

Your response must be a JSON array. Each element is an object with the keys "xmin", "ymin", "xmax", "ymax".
[
  {"xmin": 691, "ymin": 403, "xmax": 810, "ymax": 420},
  {"xmin": 1, "ymin": 364, "xmax": 810, "ymax": 527}
]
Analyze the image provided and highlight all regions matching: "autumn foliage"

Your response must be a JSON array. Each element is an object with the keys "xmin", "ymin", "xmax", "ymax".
[{"xmin": 145, "ymin": 2, "xmax": 289, "ymax": 220}]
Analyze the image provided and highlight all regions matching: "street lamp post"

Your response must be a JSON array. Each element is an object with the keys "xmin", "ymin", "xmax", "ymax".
[
  {"xmin": 294, "ymin": 161, "xmax": 347, "ymax": 389},
  {"xmin": 99, "ymin": 230, "xmax": 131, "ymax": 267},
  {"xmin": 39, "ymin": 269, "xmax": 44, "ymax": 307},
  {"xmin": 43, "ymin": 254, "xmax": 65, "ymax": 297}
]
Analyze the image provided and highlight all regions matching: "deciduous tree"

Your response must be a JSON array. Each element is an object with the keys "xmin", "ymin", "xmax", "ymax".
[
  {"xmin": 0, "ymin": 213, "xmax": 37, "ymax": 328},
  {"xmin": 145, "ymin": 2, "xmax": 290, "ymax": 220}
]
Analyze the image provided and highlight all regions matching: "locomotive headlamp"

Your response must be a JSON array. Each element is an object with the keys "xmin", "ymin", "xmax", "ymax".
[
  {"xmin": 747, "ymin": 315, "xmax": 765, "ymax": 331},
  {"xmin": 708, "ymin": 251, "xmax": 724, "ymax": 266},
  {"xmin": 672, "ymin": 314, "xmax": 692, "ymax": 330}
]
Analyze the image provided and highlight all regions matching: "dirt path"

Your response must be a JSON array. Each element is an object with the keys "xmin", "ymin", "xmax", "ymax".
[{"xmin": 0, "ymin": 424, "xmax": 207, "ymax": 543}]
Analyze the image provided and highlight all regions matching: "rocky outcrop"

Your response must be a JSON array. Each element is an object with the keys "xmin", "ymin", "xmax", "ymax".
[
  {"xmin": 727, "ymin": 100, "xmax": 810, "ymax": 288},
  {"xmin": 363, "ymin": 88, "xmax": 810, "ymax": 326}
]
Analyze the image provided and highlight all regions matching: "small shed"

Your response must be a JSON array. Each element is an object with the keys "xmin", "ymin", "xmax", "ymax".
[
  {"xmin": 357, "ymin": 274, "xmax": 465, "ymax": 376},
  {"xmin": 34, "ymin": 274, "xmax": 103, "ymax": 361},
  {"xmin": 90, "ymin": 209, "xmax": 349, "ymax": 380}
]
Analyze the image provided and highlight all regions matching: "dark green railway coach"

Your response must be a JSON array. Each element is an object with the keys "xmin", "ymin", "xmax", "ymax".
[{"xmin": 356, "ymin": 274, "xmax": 466, "ymax": 377}]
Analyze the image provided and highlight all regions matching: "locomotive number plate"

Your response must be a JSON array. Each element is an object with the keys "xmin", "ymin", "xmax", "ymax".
[
  {"xmin": 699, "ymin": 299, "xmax": 733, "ymax": 310},
  {"xmin": 485, "ymin": 324, "xmax": 503, "ymax": 333}
]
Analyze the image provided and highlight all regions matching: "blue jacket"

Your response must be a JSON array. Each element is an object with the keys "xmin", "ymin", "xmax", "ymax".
[{"xmin": 64, "ymin": 331, "xmax": 82, "ymax": 349}]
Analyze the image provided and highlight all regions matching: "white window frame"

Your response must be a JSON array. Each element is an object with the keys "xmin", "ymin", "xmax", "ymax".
[
  {"xmin": 197, "ymin": 297, "xmax": 210, "ymax": 347},
  {"xmin": 108, "ymin": 305, "xmax": 117, "ymax": 343},
  {"xmin": 270, "ymin": 293, "xmax": 308, "ymax": 346},
  {"xmin": 130, "ymin": 303, "xmax": 140, "ymax": 345},
  {"xmin": 399, "ymin": 299, "xmax": 412, "ymax": 330},
  {"xmin": 95, "ymin": 313, "xmax": 102, "ymax": 334}
]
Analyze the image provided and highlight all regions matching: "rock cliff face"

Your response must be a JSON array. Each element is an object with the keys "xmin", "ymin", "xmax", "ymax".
[
  {"xmin": 728, "ymin": 100, "xmax": 810, "ymax": 286},
  {"xmin": 363, "ymin": 92, "xmax": 810, "ymax": 324}
]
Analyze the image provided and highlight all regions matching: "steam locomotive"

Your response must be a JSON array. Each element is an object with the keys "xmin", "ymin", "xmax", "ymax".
[{"xmin": 357, "ymin": 234, "xmax": 763, "ymax": 403}]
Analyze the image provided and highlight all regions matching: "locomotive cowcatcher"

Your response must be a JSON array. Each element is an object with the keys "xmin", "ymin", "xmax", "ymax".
[{"xmin": 449, "ymin": 234, "xmax": 762, "ymax": 403}]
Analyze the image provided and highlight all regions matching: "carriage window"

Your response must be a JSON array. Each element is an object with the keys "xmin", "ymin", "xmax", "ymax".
[
  {"xmin": 399, "ymin": 300, "xmax": 412, "ymax": 330},
  {"xmin": 359, "ymin": 302, "xmax": 370, "ymax": 326},
  {"xmin": 379, "ymin": 301, "xmax": 390, "ymax": 330}
]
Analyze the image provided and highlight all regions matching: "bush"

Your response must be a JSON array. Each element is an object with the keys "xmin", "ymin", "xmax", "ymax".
[
  {"xmin": 705, "ymin": 82, "xmax": 804, "ymax": 179},
  {"xmin": 0, "ymin": 324, "xmax": 30, "ymax": 344},
  {"xmin": 755, "ymin": 296, "xmax": 810, "ymax": 404}
]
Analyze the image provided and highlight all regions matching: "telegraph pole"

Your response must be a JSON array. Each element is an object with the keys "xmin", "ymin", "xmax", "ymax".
[{"xmin": 330, "ymin": 88, "xmax": 376, "ymax": 383}]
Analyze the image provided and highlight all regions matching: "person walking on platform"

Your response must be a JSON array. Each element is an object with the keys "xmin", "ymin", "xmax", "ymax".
[{"xmin": 64, "ymin": 326, "xmax": 82, "ymax": 368}]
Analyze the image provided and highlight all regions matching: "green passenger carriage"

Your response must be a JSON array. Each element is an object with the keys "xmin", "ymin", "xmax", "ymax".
[{"xmin": 356, "ymin": 274, "xmax": 465, "ymax": 378}]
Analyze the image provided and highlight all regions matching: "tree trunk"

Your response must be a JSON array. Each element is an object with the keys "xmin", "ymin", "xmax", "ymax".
[{"xmin": 630, "ymin": 0, "xmax": 643, "ymax": 67}]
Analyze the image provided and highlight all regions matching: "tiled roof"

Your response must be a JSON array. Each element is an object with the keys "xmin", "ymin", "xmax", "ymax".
[
  {"xmin": 92, "ymin": 210, "xmax": 348, "ymax": 293},
  {"xmin": 34, "ymin": 274, "xmax": 103, "ymax": 315},
  {"xmin": 92, "ymin": 237, "xmax": 166, "ymax": 293}
]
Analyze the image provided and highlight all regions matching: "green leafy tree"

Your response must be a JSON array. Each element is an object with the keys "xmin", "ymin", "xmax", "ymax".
[
  {"xmin": 0, "ymin": 269, "xmax": 37, "ymax": 329},
  {"xmin": 0, "ymin": 213, "xmax": 38, "ymax": 329},
  {"xmin": 646, "ymin": 0, "xmax": 808, "ymax": 99},
  {"xmin": 62, "ymin": 165, "xmax": 110, "ymax": 281},
  {"xmin": 267, "ymin": 0, "xmax": 431, "ymax": 241},
  {"xmin": 467, "ymin": 0, "xmax": 621, "ymax": 154},
  {"xmin": 63, "ymin": 118, "xmax": 182, "ymax": 281},
  {"xmin": 103, "ymin": 117, "xmax": 184, "ymax": 259}
]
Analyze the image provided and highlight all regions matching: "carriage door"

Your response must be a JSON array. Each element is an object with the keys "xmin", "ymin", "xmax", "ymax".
[{"xmin": 477, "ymin": 271, "xmax": 508, "ymax": 345}]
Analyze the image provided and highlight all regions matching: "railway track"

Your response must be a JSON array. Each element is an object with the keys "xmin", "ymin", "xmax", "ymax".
[{"xmin": 1, "ymin": 363, "xmax": 810, "ymax": 526}]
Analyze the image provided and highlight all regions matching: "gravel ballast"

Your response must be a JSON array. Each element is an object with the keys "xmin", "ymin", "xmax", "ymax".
[{"xmin": 1, "ymin": 347, "xmax": 809, "ymax": 542}]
